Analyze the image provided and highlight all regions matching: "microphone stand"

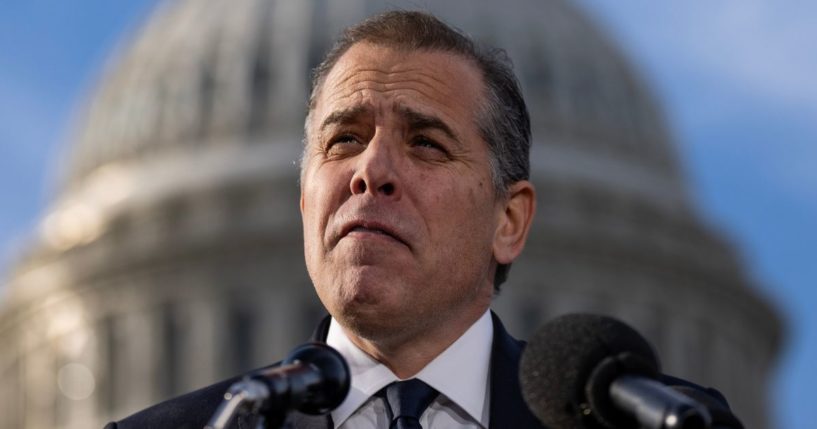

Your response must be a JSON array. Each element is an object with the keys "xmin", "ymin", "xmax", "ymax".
[
  {"xmin": 609, "ymin": 376, "xmax": 711, "ymax": 429},
  {"xmin": 205, "ymin": 343, "xmax": 350, "ymax": 429},
  {"xmin": 205, "ymin": 377, "xmax": 276, "ymax": 429}
]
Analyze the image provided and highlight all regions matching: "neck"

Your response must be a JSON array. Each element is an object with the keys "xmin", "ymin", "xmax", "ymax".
[{"xmin": 343, "ymin": 305, "xmax": 490, "ymax": 379}]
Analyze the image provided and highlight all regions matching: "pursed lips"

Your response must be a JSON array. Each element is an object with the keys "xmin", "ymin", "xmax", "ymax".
[{"xmin": 338, "ymin": 220, "xmax": 409, "ymax": 248}]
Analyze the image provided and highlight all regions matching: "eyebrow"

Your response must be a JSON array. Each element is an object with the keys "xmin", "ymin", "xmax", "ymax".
[
  {"xmin": 318, "ymin": 104, "xmax": 460, "ymax": 144},
  {"xmin": 319, "ymin": 105, "xmax": 371, "ymax": 133},
  {"xmin": 397, "ymin": 106, "xmax": 459, "ymax": 143}
]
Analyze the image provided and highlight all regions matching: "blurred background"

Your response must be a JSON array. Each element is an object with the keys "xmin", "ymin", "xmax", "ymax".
[{"xmin": 0, "ymin": 1, "xmax": 811, "ymax": 428}]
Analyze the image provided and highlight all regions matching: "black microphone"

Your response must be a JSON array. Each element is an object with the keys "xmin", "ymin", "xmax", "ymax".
[
  {"xmin": 519, "ymin": 313, "xmax": 719, "ymax": 429},
  {"xmin": 206, "ymin": 342, "xmax": 350, "ymax": 429}
]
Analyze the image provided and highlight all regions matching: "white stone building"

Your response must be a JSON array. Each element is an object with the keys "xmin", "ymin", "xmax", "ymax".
[{"xmin": 0, "ymin": 0, "xmax": 782, "ymax": 428}]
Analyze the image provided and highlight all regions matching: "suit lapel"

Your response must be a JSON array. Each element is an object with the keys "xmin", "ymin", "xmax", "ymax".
[
  {"xmin": 488, "ymin": 312, "xmax": 547, "ymax": 428},
  {"xmin": 282, "ymin": 412, "xmax": 332, "ymax": 429},
  {"xmin": 310, "ymin": 314, "xmax": 332, "ymax": 342},
  {"xmin": 292, "ymin": 313, "xmax": 544, "ymax": 428},
  {"xmin": 284, "ymin": 315, "xmax": 334, "ymax": 429}
]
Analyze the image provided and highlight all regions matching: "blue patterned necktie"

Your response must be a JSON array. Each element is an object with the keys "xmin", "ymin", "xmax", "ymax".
[{"xmin": 385, "ymin": 379, "xmax": 440, "ymax": 429}]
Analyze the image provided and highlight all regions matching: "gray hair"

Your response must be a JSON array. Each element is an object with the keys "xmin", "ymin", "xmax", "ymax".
[{"xmin": 304, "ymin": 11, "xmax": 531, "ymax": 290}]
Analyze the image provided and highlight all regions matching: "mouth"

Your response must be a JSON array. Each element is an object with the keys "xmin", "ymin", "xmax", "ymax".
[{"xmin": 340, "ymin": 220, "xmax": 409, "ymax": 247}]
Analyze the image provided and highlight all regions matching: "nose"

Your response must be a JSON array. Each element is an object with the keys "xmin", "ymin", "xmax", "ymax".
[{"xmin": 350, "ymin": 135, "xmax": 401, "ymax": 199}]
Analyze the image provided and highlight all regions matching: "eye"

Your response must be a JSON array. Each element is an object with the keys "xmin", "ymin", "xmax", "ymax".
[
  {"xmin": 331, "ymin": 134, "xmax": 358, "ymax": 145},
  {"xmin": 412, "ymin": 135, "xmax": 444, "ymax": 151},
  {"xmin": 411, "ymin": 135, "xmax": 450, "ymax": 161},
  {"xmin": 325, "ymin": 134, "xmax": 364, "ymax": 157}
]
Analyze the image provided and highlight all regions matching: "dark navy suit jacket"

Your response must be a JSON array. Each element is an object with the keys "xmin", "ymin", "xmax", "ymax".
[{"xmin": 104, "ymin": 312, "xmax": 546, "ymax": 429}]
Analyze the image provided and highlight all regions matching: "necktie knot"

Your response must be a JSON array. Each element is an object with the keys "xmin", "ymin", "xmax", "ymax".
[{"xmin": 385, "ymin": 379, "xmax": 439, "ymax": 429}]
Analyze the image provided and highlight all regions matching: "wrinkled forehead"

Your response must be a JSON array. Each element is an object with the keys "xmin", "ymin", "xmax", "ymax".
[{"xmin": 307, "ymin": 43, "xmax": 486, "ymax": 135}]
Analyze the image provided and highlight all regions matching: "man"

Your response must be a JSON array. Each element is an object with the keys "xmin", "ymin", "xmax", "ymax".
[
  {"xmin": 299, "ymin": 10, "xmax": 538, "ymax": 429},
  {"xmin": 106, "ymin": 10, "xmax": 747, "ymax": 429},
  {"xmin": 106, "ymin": 10, "xmax": 540, "ymax": 429}
]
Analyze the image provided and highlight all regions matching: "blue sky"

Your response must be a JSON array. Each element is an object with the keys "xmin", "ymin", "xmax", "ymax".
[
  {"xmin": 577, "ymin": 2, "xmax": 816, "ymax": 428},
  {"xmin": 1, "ymin": 1, "xmax": 813, "ymax": 428}
]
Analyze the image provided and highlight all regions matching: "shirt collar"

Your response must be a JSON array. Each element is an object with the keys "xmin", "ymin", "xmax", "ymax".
[{"xmin": 327, "ymin": 310, "xmax": 494, "ymax": 427}]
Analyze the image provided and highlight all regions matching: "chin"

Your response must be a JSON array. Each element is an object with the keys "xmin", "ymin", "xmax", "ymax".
[
  {"xmin": 338, "ymin": 308, "xmax": 411, "ymax": 345},
  {"xmin": 332, "ymin": 291, "xmax": 410, "ymax": 340},
  {"xmin": 337, "ymin": 265, "xmax": 406, "ymax": 300},
  {"xmin": 318, "ymin": 267, "xmax": 424, "ymax": 333}
]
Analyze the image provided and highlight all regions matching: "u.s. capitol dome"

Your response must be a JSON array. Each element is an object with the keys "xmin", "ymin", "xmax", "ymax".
[{"xmin": 0, "ymin": 0, "xmax": 782, "ymax": 428}]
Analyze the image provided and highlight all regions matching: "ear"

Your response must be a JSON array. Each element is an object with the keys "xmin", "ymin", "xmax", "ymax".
[
  {"xmin": 493, "ymin": 180, "xmax": 536, "ymax": 264},
  {"xmin": 299, "ymin": 155, "xmax": 308, "ymax": 216}
]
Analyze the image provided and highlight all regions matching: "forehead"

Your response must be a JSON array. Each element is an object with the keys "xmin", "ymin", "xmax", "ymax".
[{"xmin": 311, "ymin": 43, "xmax": 485, "ymax": 131}]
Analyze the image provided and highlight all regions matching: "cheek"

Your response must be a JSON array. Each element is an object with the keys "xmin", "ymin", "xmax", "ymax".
[
  {"xmin": 462, "ymin": 176, "xmax": 495, "ymax": 212},
  {"xmin": 464, "ymin": 186, "xmax": 500, "ymax": 244},
  {"xmin": 302, "ymin": 167, "xmax": 348, "ymax": 241},
  {"xmin": 301, "ymin": 183, "xmax": 328, "ymax": 246},
  {"xmin": 430, "ymin": 183, "xmax": 495, "ymax": 235}
]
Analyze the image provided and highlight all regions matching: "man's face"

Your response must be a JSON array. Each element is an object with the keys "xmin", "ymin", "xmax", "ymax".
[{"xmin": 301, "ymin": 43, "xmax": 504, "ymax": 342}]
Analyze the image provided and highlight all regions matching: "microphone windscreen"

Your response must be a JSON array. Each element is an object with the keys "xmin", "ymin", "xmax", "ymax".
[{"xmin": 519, "ymin": 313, "xmax": 659, "ymax": 429}]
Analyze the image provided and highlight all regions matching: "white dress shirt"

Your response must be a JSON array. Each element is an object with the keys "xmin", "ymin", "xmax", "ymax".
[{"xmin": 326, "ymin": 310, "xmax": 494, "ymax": 429}]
